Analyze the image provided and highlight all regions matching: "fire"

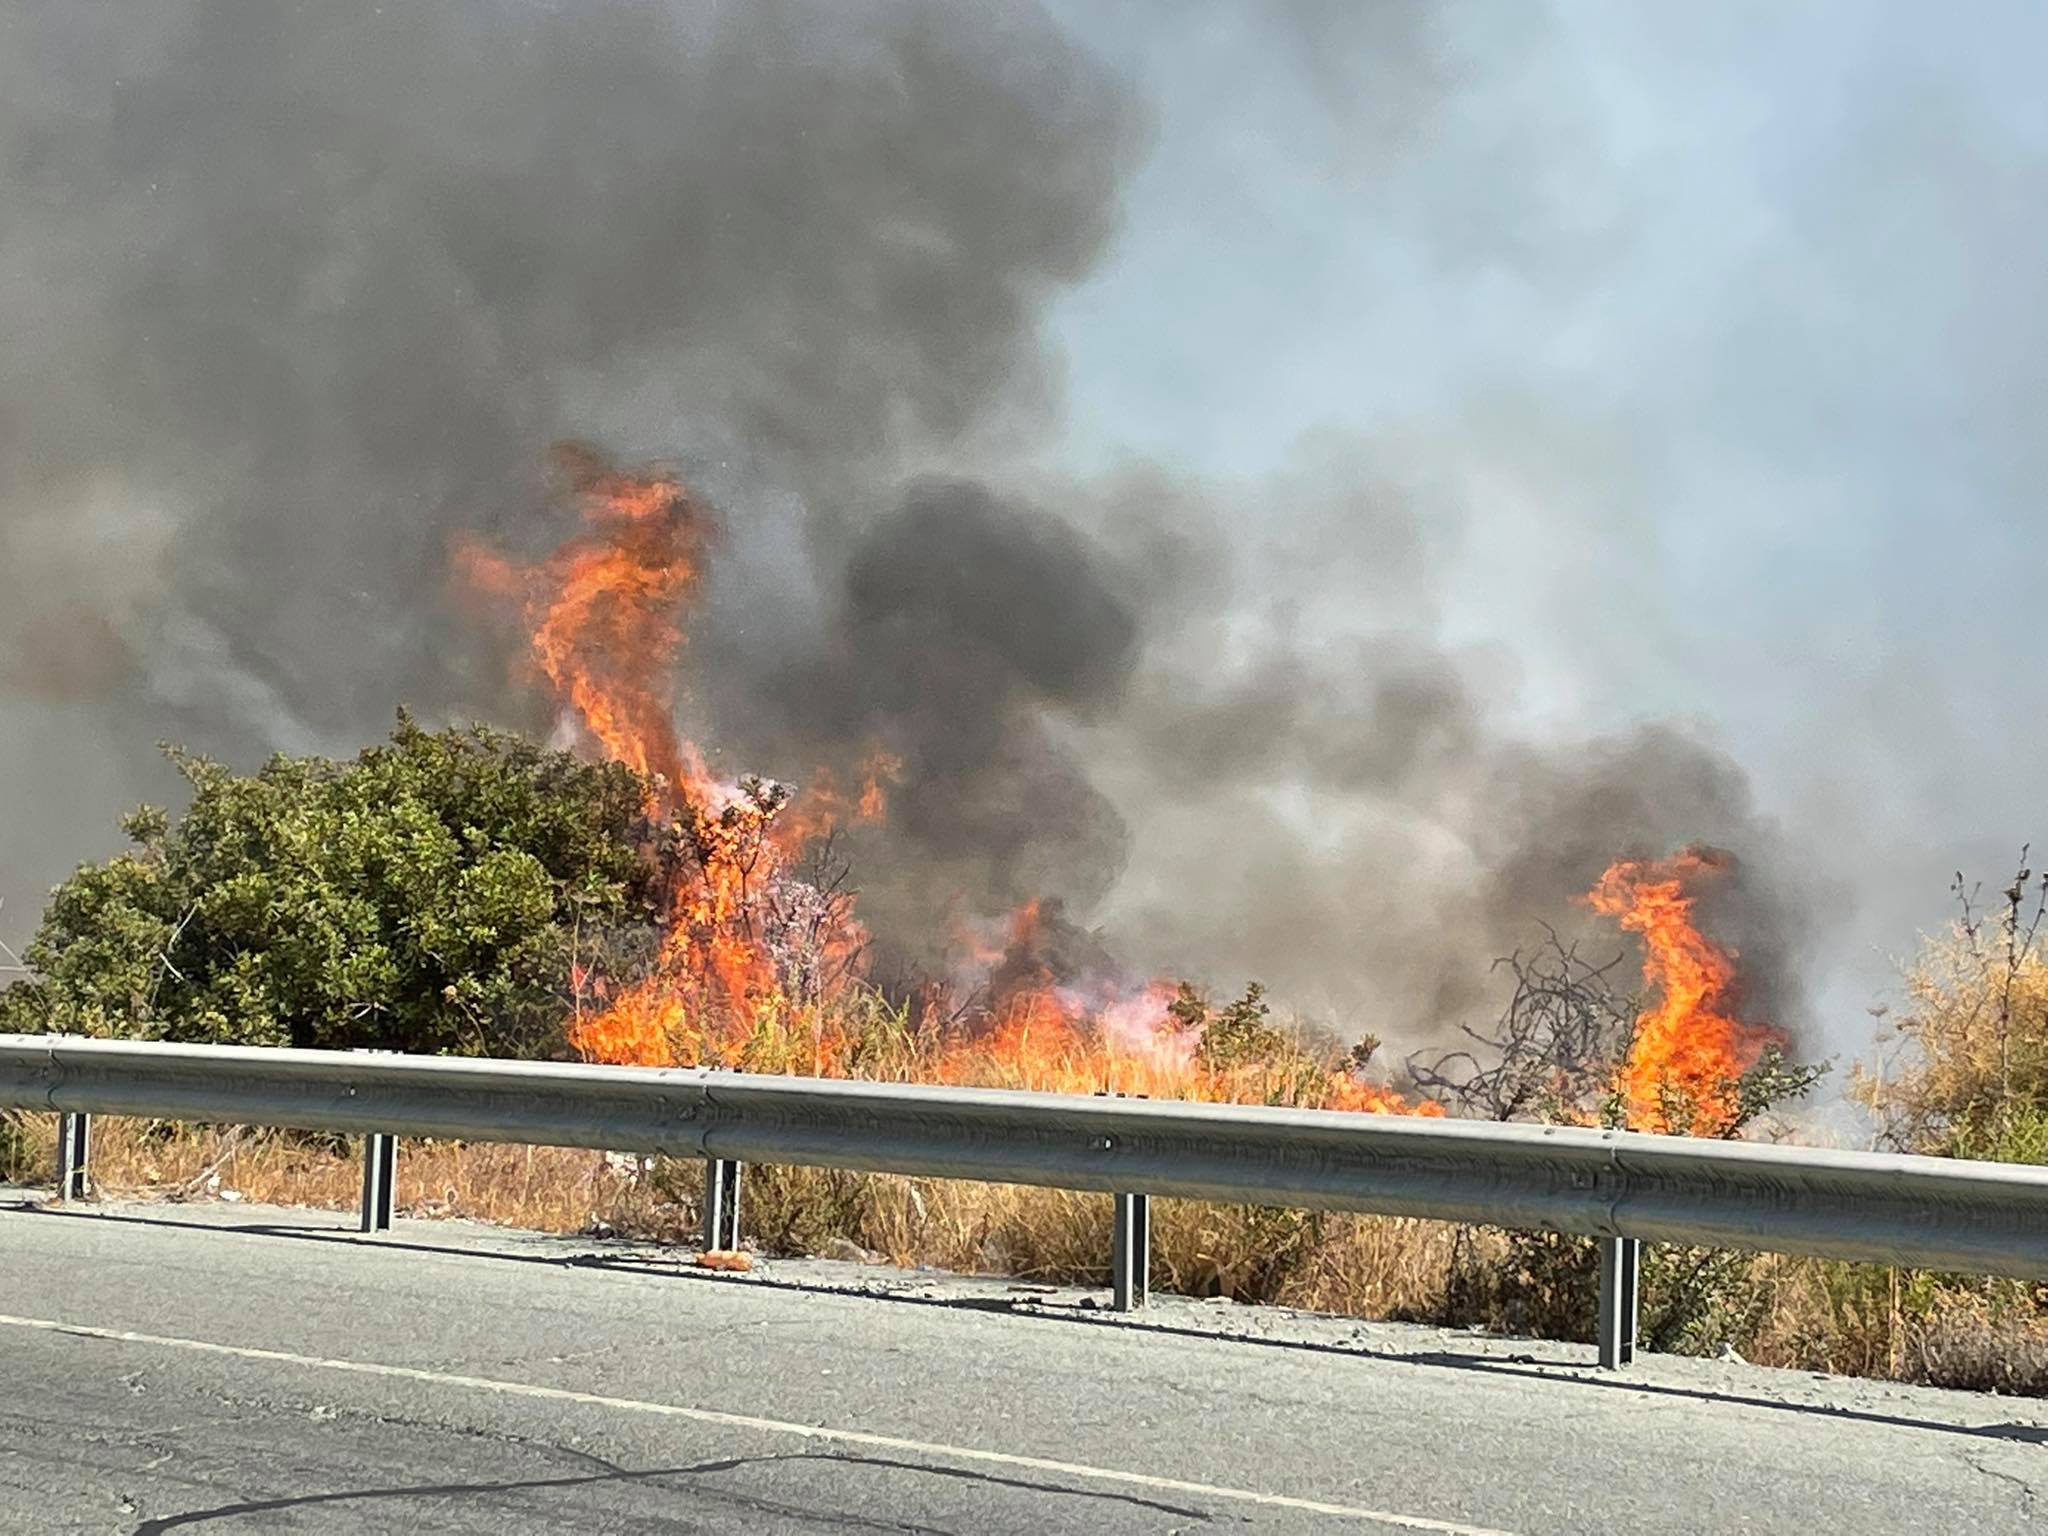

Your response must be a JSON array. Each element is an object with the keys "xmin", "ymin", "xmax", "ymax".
[
  {"xmin": 919, "ymin": 900, "xmax": 1443, "ymax": 1112},
  {"xmin": 457, "ymin": 446, "xmax": 873, "ymax": 1066},
  {"xmin": 1586, "ymin": 848, "xmax": 1777, "ymax": 1134},
  {"xmin": 454, "ymin": 444, "xmax": 709, "ymax": 794},
  {"xmin": 457, "ymin": 445, "xmax": 1432, "ymax": 1118}
]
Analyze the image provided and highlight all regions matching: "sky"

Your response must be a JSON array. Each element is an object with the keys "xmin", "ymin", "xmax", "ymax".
[
  {"xmin": 5, "ymin": 0, "xmax": 2048, "ymax": 1082},
  {"xmin": 1041, "ymin": 0, "xmax": 2048, "ymax": 1057}
]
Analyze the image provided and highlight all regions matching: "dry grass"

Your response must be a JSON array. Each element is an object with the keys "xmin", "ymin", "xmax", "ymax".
[
  {"xmin": 10, "ymin": 919, "xmax": 2047, "ymax": 1400},
  {"xmin": 1737, "ymin": 1253, "xmax": 2048, "ymax": 1392},
  {"xmin": 4, "ymin": 1110, "xmax": 1462, "ymax": 1312},
  {"xmin": 1855, "ymin": 904, "xmax": 2048, "ymax": 1162},
  {"xmin": 741, "ymin": 1160, "xmax": 1464, "ymax": 1313},
  {"xmin": 1, "ymin": 1112, "xmax": 690, "ymax": 1237}
]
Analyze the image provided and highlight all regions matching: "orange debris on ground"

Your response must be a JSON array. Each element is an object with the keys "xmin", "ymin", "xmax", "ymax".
[{"xmin": 693, "ymin": 1250, "xmax": 754, "ymax": 1273}]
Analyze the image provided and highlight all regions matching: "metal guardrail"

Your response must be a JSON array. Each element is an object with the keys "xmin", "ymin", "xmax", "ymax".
[{"xmin": 6, "ymin": 1033, "xmax": 2047, "ymax": 1368}]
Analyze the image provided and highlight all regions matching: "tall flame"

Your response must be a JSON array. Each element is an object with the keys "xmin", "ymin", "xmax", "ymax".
[
  {"xmin": 455, "ymin": 445, "xmax": 709, "ymax": 795},
  {"xmin": 1586, "ymin": 848, "xmax": 1776, "ymax": 1134},
  {"xmin": 456, "ymin": 447, "xmax": 876, "ymax": 1065}
]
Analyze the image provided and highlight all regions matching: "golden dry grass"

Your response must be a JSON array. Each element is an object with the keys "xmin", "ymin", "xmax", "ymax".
[
  {"xmin": 2, "ymin": 1112, "xmax": 687, "ymax": 1237},
  {"xmin": 1855, "ymin": 920, "xmax": 2048, "ymax": 1163},
  {"xmin": 4, "ymin": 1111, "xmax": 1461, "ymax": 1308}
]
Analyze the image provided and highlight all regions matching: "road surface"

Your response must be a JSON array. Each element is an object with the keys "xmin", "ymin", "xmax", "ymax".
[{"xmin": 1, "ymin": 1191, "xmax": 2040, "ymax": 1533}]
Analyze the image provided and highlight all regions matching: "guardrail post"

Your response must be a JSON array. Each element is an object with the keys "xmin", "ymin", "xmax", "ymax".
[
  {"xmin": 1112, "ymin": 1191, "xmax": 1150, "ymax": 1310},
  {"xmin": 350, "ymin": 1049, "xmax": 398, "ymax": 1233},
  {"xmin": 704, "ymin": 1157, "xmax": 743, "ymax": 1251},
  {"xmin": 360, "ymin": 1133, "xmax": 396, "ymax": 1232},
  {"xmin": 55, "ymin": 1112, "xmax": 91, "ymax": 1201},
  {"xmin": 1596, "ymin": 1235, "xmax": 1642, "ymax": 1368}
]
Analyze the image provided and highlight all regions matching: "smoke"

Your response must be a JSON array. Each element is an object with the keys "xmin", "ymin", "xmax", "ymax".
[
  {"xmin": 1028, "ymin": 431, "xmax": 1822, "ymax": 1045},
  {"xmin": 0, "ymin": 0, "xmax": 1139, "ymax": 720},
  {"xmin": 753, "ymin": 479, "xmax": 1141, "ymax": 984},
  {"xmin": 2, "ymin": 0, "xmax": 1831, "ymax": 1053},
  {"xmin": 0, "ymin": 0, "xmax": 1143, "ymax": 912}
]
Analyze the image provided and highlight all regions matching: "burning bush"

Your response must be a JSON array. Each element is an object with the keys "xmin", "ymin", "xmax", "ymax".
[
  {"xmin": 1410, "ymin": 851, "xmax": 1822, "ymax": 1138},
  {"xmin": 437, "ymin": 447, "xmax": 1433, "ymax": 1111},
  {"xmin": 1409, "ymin": 869, "xmax": 1826, "ymax": 1352},
  {"xmin": 7, "ymin": 447, "xmax": 1819, "ymax": 1133}
]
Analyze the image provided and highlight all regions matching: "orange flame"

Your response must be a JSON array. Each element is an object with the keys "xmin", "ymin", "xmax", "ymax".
[
  {"xmin": 454, "ymin": 447, "xmax": 709, "ymax": 796},
  {"xmin": 457, "ymin": 448, "xmax": 870, "ymax": 1064},
  {"xmin": 1586, "ymin": 848, "xmax": 1777, "ymax": 1134},
  {"xmin": 918, "ymin": 901, "xmax": 1441, "ymax": 1113}
]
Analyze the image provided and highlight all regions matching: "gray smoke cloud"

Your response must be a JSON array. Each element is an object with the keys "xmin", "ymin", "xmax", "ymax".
[
  {"xmin": 1, "ymin": 0, "xmax": 1833, "ymax": 1056},
  {"xmin": 0, "ymin": 0, "xmax": 1139, "ymax": 731},
  {"xmin": 750, "ymin": 478, "xmax": 1142, "ymax": 986},
  {"xmin": 1040, "ymin": 434, "xmax": 1820, "ymax": 1046},
  {"xmin": 0, "ymin": 0, "xmax": 1143, "ymax": 922}
]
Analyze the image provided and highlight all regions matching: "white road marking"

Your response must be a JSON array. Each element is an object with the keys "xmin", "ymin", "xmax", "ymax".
[{"xmin": 0, "ymin": 1311, "xmax": 1516, "ymax": 1533}]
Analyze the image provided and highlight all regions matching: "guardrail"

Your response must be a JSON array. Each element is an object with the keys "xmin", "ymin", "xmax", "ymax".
[{"xmin": 6, "ymin": 1033, "xmax": 2047, "ymax": 1369}]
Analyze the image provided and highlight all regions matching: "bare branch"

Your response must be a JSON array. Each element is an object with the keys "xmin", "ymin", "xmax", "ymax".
[
  {"xmin": 1406, "ymin": 930, "xmax": 1638, "ymax": 1124},
  {"xmin": 0, "ymin": 899, "xmax": 28, "ymax": 974}
]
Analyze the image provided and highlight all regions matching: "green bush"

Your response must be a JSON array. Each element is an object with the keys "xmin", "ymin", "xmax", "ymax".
[{"xmin": 0, "ymin": 713, "xmax": 656, "ymax": 1057}]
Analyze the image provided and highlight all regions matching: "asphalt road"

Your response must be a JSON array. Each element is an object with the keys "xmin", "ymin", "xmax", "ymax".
[{"xmin": 1, "ymin": 1192, "xmax": 2041, "ymax": 1534}]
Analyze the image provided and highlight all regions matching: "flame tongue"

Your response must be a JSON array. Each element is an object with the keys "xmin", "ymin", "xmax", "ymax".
[
  {"xmin": 458, "ymin": 449, "xmax": 869, "ymax": 1063},
  {"xmin": 930, "ymin": 899, "xmax": 1442, "ymax": 1112},
  {"xmin": 455, "ymin": 447, "xmax": 710, "ymax": 798},
  {"xmin": 1587, "ymin": 848, "xmax": 1775, "ymax": 1134}
]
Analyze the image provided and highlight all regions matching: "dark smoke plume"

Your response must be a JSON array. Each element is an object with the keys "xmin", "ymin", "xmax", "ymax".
[
  {"xmin": 0, "ymin": 1, "xmax": 1140, "ymax": 740},
  {"xmin": 1, "ymin": 1, "xmax": 1820, "ymax": 1052},
  {"xmin": 757, "ymin": 479, "xmax": 1142, "ymax": 984},
  {"xmin": 0, "ymin": 0, "xmax": 1143, "ymax": 923}
]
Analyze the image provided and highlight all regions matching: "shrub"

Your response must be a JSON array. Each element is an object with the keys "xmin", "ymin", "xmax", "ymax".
[
  {"xmin": 1856, "ymin": 853, "xmax": 2048, "ymax": 1159},
  {"xmin": 0, "ymin": 713, "xmax": 655, "ymax": 1057}
]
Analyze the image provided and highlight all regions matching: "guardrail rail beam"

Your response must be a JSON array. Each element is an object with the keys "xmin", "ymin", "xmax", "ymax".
[{"xmin": 6, "ymin": 1036, "xmax": 2047, "ymax": 1297}]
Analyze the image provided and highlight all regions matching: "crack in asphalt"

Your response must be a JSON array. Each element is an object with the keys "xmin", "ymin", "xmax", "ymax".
[{"xmin": 1961, "ymin": 1452, "xmax": 2040, "ymax": 1509}]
